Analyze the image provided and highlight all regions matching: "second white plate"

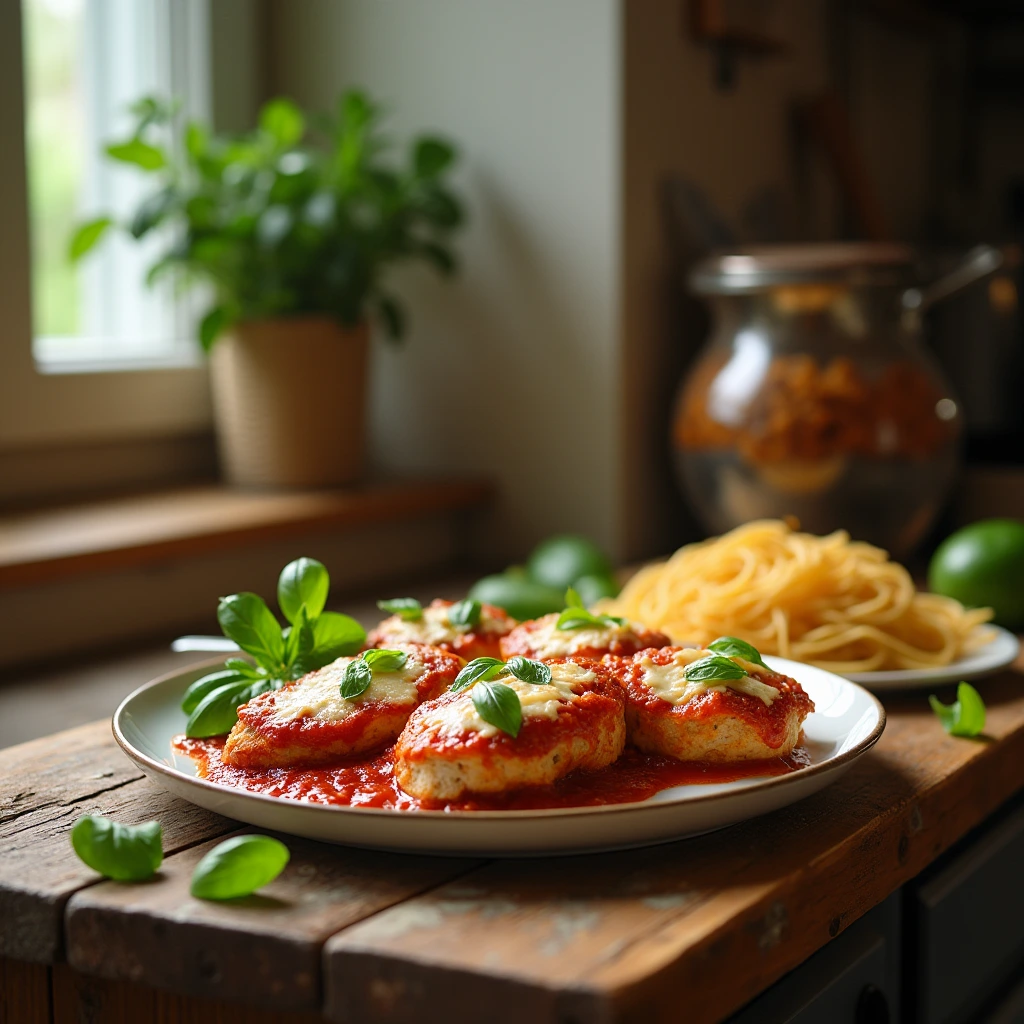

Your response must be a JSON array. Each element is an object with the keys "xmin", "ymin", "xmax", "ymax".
[{"xmin": 843, "ymin": 626, "xmax": 1019, "ymax": 691}]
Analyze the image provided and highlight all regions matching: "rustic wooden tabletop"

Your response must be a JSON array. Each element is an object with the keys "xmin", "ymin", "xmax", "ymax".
[{"xmin": 2, "ymin": 665, "xmax": 1024, "ymax": 1024}]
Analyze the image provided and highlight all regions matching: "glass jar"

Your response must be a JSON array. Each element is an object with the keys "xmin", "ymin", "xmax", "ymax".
[{"xmin": 672, "ymin": 244, "xmax": 964, "ymax": 556}]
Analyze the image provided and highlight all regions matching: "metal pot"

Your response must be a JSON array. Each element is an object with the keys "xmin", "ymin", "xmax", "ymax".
[{"xmin": 672, "ymin": 243, "xmax": 1002, "ymax": 555}]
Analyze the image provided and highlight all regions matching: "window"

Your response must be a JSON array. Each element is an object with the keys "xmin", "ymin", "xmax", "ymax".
[{"xmin": 24, "ymin": 0, "xmax": 209, "ymax": 371}]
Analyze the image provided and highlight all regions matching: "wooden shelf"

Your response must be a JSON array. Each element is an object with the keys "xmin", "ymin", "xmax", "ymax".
[{"xmin": 0, "ymin": 479, "xmax": 494, "ymax": 589}]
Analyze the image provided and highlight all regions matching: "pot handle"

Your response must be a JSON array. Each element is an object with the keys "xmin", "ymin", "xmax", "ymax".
[{"xmin": 901, "ymin": 244, "xmax": 1003, "ymax": 317}]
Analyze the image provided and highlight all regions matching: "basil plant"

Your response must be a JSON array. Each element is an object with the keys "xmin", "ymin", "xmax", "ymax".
[
  {"xmin": 182, "ymin": 557, "xmax": 365, "ymax": 737},
  {"xmin": 70, "ymin": 92, "xmax": 465, "ymax": 349}
]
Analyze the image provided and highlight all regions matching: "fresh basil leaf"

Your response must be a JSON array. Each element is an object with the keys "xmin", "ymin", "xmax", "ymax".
[
  {"xmin": 181, "ymin": 668, "xmax": 250, "ymax": 714},
  {"xmin": 450, "ymin": 656, "xmax": 506, "ymax": 693},
  {"xmin": 217, "ymin": 593, "xmax": 284, "ymax": 670},
  {"xmin": 448, "ymin": 598, "xmax": 482, "ymax": 628},
  {"xmin": 224, "ymin": 657, "xmax": 262, "ymax": 678},
  {"xmin": 340, "ymin": 659, "xmax": 372, "ymax": 699},
  {"xmin": 505, "ymin": 656, "xmax": 552, "ymax": 685},
  {"xmin": 564, "ymin": 587, "xmax": 585, "ymax": 609},
  {"xmin": 283, "ymin": 605, "xmax": 316, "ymax": 677},
  {"xmin": 930, "ymin": 682, "xmax": 986, "ymax": 738},
  {"xmin": 685, "ymin": 655, "xmax": 748, "ymax": 683},
  {"xmin": 555, "ymin": 608, "xmax": 603, "ymax": 631},
  {"xmin": 706, "ymin": 636, "xmax": 767, "ymax": 669},
  {"xmin": 472, "ymin": 680, "xmax": 522, "ymax": 738},
  {"xmin": 277, "ymin": 557, "xmax": 330, "ymax": 624},
  {"xmin": 70, "ymin": 815, "xmax": 163, "ymax": 881},
  {"xmin": 311, "ymin": 611, "xmax": 366, "ymax": 661},
  {"xmin": 377, "ymin": 597, "xmax": 423, "ymax": 621},
  {"xmin": 363, "ymin": 648, "xmax": 408, "ymax": 672},
  {"xmin": 186, "ymin": 680, "xmax": 253, "ymax": 738},
  {"xmin": 190, "ymin": 834, "xmax": 290, "ymax": 900}
]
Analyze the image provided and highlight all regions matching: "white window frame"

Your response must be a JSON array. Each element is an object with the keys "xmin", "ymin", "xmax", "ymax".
[{"xmin": 0, "ymin": 0, "xmax": 211, "ymax": 448}]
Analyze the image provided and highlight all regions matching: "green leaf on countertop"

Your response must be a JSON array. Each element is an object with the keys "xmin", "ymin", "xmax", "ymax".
[
  {"xmin": 70, "ymin": 815, "xmax": 163, "ymax": 881},
  {"xmin": 377, "ymin": 597, "xmax": 423, "ymax": 621},
  {"xmin": 706, "ymin": 636, "xmax": 768, "ymax": 669},
  {"xmin": 190, "ymin": 834, "xmax": 290, "ymax": 900},
  {"xmin": 447, "ymin": 598, "xmax": 482, "ymax": 628},
  {"xmin": 471, "ymin": 680, "xmax": 522, "ymax": 739},
  {"xmin": 277, "ymin": 557, "xmax": 330, "ymax": 624},
  {"xmin": 930, "ymin": 682, "xmax": 987, "ymax": 738},
  {"xmin": 450, "ymin": 656, "xmax": 506, "ymax": 693},
  {"xmin": 504, "ymin": 656, "xmax": 551, "ymax": 685}
]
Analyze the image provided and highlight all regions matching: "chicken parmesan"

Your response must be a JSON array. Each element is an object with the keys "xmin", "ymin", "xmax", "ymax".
[
  {"xmin": 500, "ymin": 612, "xmax": 670, "ymax": 662},
  {"xmin": 369, "ymin": 598, "xmax": 516, "ymax": 661},
  {"xmin": 394, "ymin": 657, "xmax": 626, "ymax": 801},
  {"xmin": 613, "ymin": 644, "xmax": 814, "ymax": 762},
  {"xmin": 222, "ymin": 643, "xmax": 462, "ymax": 769}
]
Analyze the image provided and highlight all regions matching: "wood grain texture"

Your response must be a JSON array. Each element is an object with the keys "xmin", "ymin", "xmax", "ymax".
[
  {"xmin": 51, "ymin": 964, "xmax": 326, "ymax": 1024},
  {"xmin": 0, "ymin": 479, "xmax": 493, "ymax": 589},
  {"xmin": 322, "ymin": 670, "xmax": 1024, "ymax": 1024},
  {"xmin": 0, "ymin": 721, "xmax": 233, "ymax": 964},
  {"xmin": 65, "ymin": 830, "xmax": 480, "ymax": 1011},
  {"xmin": 0, "ymin": 957, "xmax": 51, "ymax": 1024}
]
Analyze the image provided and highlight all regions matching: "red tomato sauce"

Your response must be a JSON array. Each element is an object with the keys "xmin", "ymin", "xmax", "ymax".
[{"xmin": 174, "ymin": 736, "xmax": 809, "ymax": 812}]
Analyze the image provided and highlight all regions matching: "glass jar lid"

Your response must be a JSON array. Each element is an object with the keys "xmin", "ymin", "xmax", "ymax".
[{"xmin": 689, "ymin": 243, "xmax": 915, "ymax": 294}]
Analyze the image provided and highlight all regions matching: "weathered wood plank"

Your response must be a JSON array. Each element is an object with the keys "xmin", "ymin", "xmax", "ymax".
[
  {"xmin": 65, "ymin": 829, "xmax": 481, "ymax": 1012},
  {"xmin": 0, "ymin": 721, "xmax": 234, "ymax": 963},
  {"xmin": 51, "ymin": 964, "xmax": 325, "ymax": 1024},
  {"xmin": 322, "ymin": 671, "xmax": 1024, "ymax": 1024},
  {"xmin": 0, "ymin": 957, "xmax": 51, "ymax": 1024}
]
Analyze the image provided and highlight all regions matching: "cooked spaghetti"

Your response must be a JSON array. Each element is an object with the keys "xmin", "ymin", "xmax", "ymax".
[{"xmin": 605, "ymin": 520, "xmax": 993, "ymax": 672}]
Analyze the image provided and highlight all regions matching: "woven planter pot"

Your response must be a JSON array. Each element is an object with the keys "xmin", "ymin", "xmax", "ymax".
[{"xmin": 210, "ymin": 317, "xmax": 369, "ymax": 488}]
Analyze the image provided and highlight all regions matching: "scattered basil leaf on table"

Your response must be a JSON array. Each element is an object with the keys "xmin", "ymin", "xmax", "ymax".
[
  {"xmin": 448, "ymin": 598, "xmax": 482, "ymax": 628},
  {"xmin": 362, "ymin": 648, "xmax": 409, "ymax": 672},
  {"xmin": 505, "ymin": 656, "xmax": 552, "ymax": 685},
  {"xmin": 70, "ymin": 815, "xmax": 163, "ymax": 881},
  {"xmin": 190, "ymin": 835, "xmax": 290, "ymax": 901},
  {"xmin": 451, "ymin": 656, "xmax": 506, "ymax": 693},
  {"xmin": 706, "ymin": 636, "xmax": 767, "ymax": 669},
  {"xmin": 684, "ymin": 655, "xmax": 748, "ymax": 684},
  {"xmin": 929, "ymin": 682, "xmax": 986, "ymax": 738},
  {"xmin": 377, "ymin": 597, "xmax": 423, "ymax": 621},
  {"xmin": 277, "ymin": 556, "xmax": 329, "ymax": 624},
  {"xmin": 471, "ymin": 680, "xmax": 523, "ymax": 738},
  {"xmin": 340, "ymin": 659, "xmax": 373, "ymax": 699}
]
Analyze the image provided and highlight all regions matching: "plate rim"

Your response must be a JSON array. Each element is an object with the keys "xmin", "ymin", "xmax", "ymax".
[{"xmin": 113, "ymin": 654, "xmax": 886, "ymax": 822}]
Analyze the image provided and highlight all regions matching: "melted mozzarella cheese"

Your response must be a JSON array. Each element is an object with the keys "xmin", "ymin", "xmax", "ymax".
[
  {"xmin": 522, "ymin": 614, "xmax": 643, "ymax": 659},
  {"xmin": 428, "ymin": 662, "xmax": 596, "ymax": 740},
  {"xmin": 639, "ymin": 650, "xmax": 780, "ymax": 707},
  {"xmin": 273, "ymin": 652, "xmax": 424, "ymax": 723},
  {"xmin": 379, "ymin": 604, "xmax": 508, "ymax": 646}
]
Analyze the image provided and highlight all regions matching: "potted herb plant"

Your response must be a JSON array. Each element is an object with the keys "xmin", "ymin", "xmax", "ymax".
[{"xmin": 71, "ymin": 92, "xmax": 464, "ymax": 487}]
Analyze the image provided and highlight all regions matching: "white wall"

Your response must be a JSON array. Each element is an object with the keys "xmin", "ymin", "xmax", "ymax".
[{"xmin": 272, "ymin": 0, "xmax": 622, "ymax": 561}]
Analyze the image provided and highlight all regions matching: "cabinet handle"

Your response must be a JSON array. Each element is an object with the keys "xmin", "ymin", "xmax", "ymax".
[{"xmin": 855, "ymin": 984, "xmax": 890, "ymax": 1024}]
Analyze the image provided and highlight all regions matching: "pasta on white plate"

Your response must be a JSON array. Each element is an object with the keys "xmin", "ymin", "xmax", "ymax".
[{"xmin": 604, "ymin": 520, "xmax": 994, "ymax": 673}]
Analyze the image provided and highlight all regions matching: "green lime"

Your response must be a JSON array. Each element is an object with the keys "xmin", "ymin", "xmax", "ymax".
[
  {"xmin": 468, "ymin": 574, "xmax": 564, "ymax": 622},
  {"xmin": 526, "ymin": 535, "xmax": 612, "ymax": 591},
  {"xmin": 573, "ymin": 572, "xmax": 620, "ymax": 606},
  {"xmin": 929, "ymin": 519, "xmax": 1024, "ymax": 630}
]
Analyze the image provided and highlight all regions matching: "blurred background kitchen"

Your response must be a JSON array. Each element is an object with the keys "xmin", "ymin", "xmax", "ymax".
[{"xmin": 2, "ymin": 0, "xmax": 1022, "ymax": 744}]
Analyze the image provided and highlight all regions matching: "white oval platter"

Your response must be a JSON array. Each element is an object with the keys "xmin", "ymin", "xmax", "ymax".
[
  {"xmin": 843, "ymin": 626, "xmax": 1019, "ymax": 691},
  {"xmin": 114, "ymin": 655, "xmax": 885, "ymax": 857}
]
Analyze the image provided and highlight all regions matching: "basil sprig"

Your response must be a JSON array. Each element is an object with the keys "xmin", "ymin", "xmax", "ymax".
[
  {"xmin": 190, "ymin": 835, "xmax": 290, "ymax": 901},
  {"xmin": 449, "ymin": 656, "xmax": 552, "ymax": 736},
  {"xmin": 706, "ymin": 636, "xmax": 768, "ymax": 669},
  {"xmin": 340, "ymin": 648, "xmax": 409, "ymax": 699},
  {"xmin": 930, "ymin": 682, "xmax": 986, "ymax": 738},
  {"xmin": 377, "ymin": 597, "xmax": 423, "ymax": 621},
  {"xmin": 70, "ymin": 815, "xmax": 163, "ymax": 881},
  {"xmin": 684, "ymin": 655, "xmax": 748, "ymax": 684},
  {"xmin": 555, "ymin": 587, "xmax": 625, "ymax": 632},
  {"xmin": 448, "ymin": 598, "xmax": 482, "ymax": 628},
  {"xmin": 182, "ymin": 557, "xmax": 366, "ymax": 737}
]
